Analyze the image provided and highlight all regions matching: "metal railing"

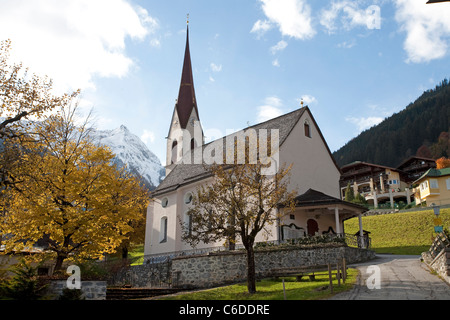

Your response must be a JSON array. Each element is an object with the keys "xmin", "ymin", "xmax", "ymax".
[{"xmin": 142, "ymin": 233, "xmax": 372, "ymax": 265}]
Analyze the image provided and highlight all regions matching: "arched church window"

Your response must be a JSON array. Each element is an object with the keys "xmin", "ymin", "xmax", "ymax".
[
  {"xmin": 160, "ymin": 217, "xmax": 168, "ymax": 243},
  {"xmin": 171, "ymin": 140, "xmax": 178, "ymax": 164},
  {"xmin": 161, "ymin": 198, "xmax": 169, "ymax": 208},
  {"xmin": 304, "ymin": 120, "xmax": 311, "ymax": 138},
  {"xmin": 184, "ymin": 211, "xmax": 192, "ymax": 236},
  {"xmin": 184, "ymin": 192, "xmax": 193, "ymax": 204}
]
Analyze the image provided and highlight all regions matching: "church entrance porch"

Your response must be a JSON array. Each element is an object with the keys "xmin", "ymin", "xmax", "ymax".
[{"xmin": 279, "ymin": 189, "xmax": 369, "ymax": 248}]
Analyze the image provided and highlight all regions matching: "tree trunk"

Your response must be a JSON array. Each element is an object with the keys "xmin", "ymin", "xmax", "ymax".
[
  {"xmin": 53, "ymin": 253, "xmax": 66, "ymax": 274},
  {"xmin": 246, "ymin": 245, "xmax": 257, "ymax": 294},
  {"xmin": 122, "ymin": 246, "xmax": 129, "ymax": 261}
]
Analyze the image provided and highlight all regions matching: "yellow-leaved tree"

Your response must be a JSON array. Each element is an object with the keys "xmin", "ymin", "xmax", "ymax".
[
  {"xmin": 0, "ymin": 39, "xmax": 79, "ymax": 190},
  {"xmin": 0, "ymin": 39, "xmax": 78, "ymax": 139},
  {"xmin": 1, "ymin": 102, "xmax": 149, "ymax": 272}
]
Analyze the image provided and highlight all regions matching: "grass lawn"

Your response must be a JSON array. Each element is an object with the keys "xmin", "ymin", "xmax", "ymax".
[
  {"xmin": 159, "ymin": 268, "xmax": 358, "ymax": 300},
  {"xmin": 344, "ymin": 208, "xmax": 450, "ymax": 255},
  {"xmin": 129, "ymin": 244, "xmax": 145, "ymax": 265}
]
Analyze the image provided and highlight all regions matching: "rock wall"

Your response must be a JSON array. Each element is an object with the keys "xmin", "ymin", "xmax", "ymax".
[
  {"xmin": 46, "ymin": 280, "xmax": 107, "ymax": 300},
  {"xmin": 110, "ymin": 261, "xmax": 172, "ymax": 288},
  {"xmin": 111, "ymin": 245, "xmax": 375, "ymax": 289},
  {"xmin": 171, "ymin": 245, "xmax": 375, "ymax": 289},
  {"xmin": 422, "ymin": 248, "xmax": 450, "ymax": 285}
]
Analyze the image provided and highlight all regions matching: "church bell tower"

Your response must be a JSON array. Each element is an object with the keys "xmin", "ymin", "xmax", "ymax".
[{"xmin": 166, "ymin": 19, "xmax": 204, "ymax": 175}]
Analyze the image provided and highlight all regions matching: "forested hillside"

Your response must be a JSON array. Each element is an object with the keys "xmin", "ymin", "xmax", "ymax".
[{"xmin": 333, "ymin": 79, "xmax": 450, "ymax": 168}]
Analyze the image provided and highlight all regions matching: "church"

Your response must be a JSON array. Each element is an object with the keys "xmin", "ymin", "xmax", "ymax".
[{"xmin": 144, "ymin": 24, "xmax": 368, "ymax": 258}]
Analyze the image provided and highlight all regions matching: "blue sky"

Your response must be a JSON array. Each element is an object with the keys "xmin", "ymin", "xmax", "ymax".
[{"xmin": 1, "ymin": 0, "xmax": 450, "ymax": 164}]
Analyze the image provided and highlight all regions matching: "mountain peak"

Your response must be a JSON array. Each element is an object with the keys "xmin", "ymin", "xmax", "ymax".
[{"xmin": 90, "ymin": 126, "xmax": 164, "ymax": 190}]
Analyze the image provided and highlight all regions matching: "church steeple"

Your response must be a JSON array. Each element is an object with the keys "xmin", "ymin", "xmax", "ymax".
[
  {"xmin": 166, "ymin": 19, "xmax": 204, "ymax": 173},
  {"xmin": 175, "ymin": 22, "xmax": 199, "ymax": 129}
]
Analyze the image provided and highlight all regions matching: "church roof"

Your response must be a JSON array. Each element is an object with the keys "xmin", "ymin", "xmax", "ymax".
[
  {"xmin": 152, "ymin": 107, "xmax": 308, "ymax": 196},
  {"xmin": 291, "ymin": 188, "xmax": 367, "ymax": 212},
  {"xmin": 176, "ymin": 25, "xmax": 199, "ymax": 129}
]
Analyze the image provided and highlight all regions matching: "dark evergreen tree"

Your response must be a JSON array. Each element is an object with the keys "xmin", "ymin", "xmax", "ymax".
[{"xmin": 334, "ymin": 79, "xmax": 450, "ymax": 167}]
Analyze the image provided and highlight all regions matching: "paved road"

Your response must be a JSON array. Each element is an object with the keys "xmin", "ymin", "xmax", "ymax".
[{"xmin": 329, "ymin": 254, "xmax": 450, "ymax": 300}]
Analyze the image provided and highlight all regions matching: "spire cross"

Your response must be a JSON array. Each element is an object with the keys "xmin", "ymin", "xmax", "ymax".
[{"xmin": 187, "ymin": 14, "xmax": 189, "ymax": 25}]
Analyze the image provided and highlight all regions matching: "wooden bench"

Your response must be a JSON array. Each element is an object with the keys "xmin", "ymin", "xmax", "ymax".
[
  {"xmin": 270, "ymin": 266, "xmax": 335, "ymax": 281},
  {"xmin": 268, "ymin": 261, "xmax": 347, "ymax": 283}
]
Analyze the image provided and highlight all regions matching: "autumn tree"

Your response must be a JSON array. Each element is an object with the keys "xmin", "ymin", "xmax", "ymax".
[
  {"xmin": 436, "ymin": 157, "xmax": 450, "ymax": 169},
  {"xmin": 0, "ymin": 102, "xmax": 149, "ymax": 272},
  {"xmin": 431, "ymin": 132, "xmax": 450, "ymax": 159},
  {"xmin": 181, "ymin": 136, "xmax": 296, "ymax": 294},
  {"xmin": 0, "ymin": 39, "xmax": 78, "ymax": 189}
]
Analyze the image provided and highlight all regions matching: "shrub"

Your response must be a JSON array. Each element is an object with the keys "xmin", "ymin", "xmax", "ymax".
[{"xmin": 1, "ymin": 260, "xmax": 48, "ymax": 300}]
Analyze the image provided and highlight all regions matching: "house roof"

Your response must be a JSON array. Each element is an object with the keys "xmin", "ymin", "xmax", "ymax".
[
  {"xmin": 291, "ymin": 188, "xmax": 368, "ymax": 212},
  {"xmin": 152, "ymin": 107, "xmax": 309, "ymax": 196},
  {"xmin": 414, "ymin": 167, "xmax": 450, "ymax": 183},
  {"xmin": 396, "ymin": 156, "xmax": 436, "ymax": 170},
  {"xmin": 340, "ymin": 160, "xmax": 398, "ymax": 173}
]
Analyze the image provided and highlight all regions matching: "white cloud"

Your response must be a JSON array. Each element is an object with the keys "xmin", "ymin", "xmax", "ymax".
[
  {"xmin": 320, "ymin": 1, "xmax": 381, "ymax": 34},
  {"xmin": 264, "ymin": 96, "xmax": 283, "ymax": 107},
  {"xmin": 257, "ymin": 105, "xmax": 284, "ymax": 123},
  {"xmin": 150, "ymin": 38, "xmax": 161, "ymax": 48},
  {"xmin": 345, "ymin": 116, "xmax": 384, "ymax": 132},
  {"xmin": 394, "ymin": 0, "xmax": 450, "ymax": 63},
  {"xmin": 272, "ymin": 59, "xmax": 280, "ymax": 67},
  {"xmin": 300, "ymin": 95, "xmax": 317, "ymax": 105},
  {"xmin": 257, "ymin": 96, "xmax": 284, "ymax": 122},
  {"xmin": 257, "ymin": 0, "xmax": 316, "ymax": 40},
  {"xmin": 250, "ymin": 19, "xmax": 273, "ymax": 38},
  {"xmin": 337, "ymin": 40, "xmax": 356, "ymax": 49},
  {"xmin": 141, "ymin": 129, "xmax": 155, "ymax": 145},
  {"xmin": 270, "ymin": 40, "xmax": 288, "ymax": 54},
  {"xmin": 0, "ymin": 0, "xmax": 158, "ymax": 93},
  {"xmin": 210, "ymin": 63, "xmax": 223, "ymax": 72}
]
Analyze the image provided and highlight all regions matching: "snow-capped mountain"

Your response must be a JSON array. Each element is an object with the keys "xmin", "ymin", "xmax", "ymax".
[{"xmin": 90, "ymin": 125, "xmax": 164, "ymax": 191}]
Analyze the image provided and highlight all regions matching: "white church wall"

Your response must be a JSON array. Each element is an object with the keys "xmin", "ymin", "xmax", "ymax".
[{"xmin": 279, "ymin": 109, "xmax": 341, "ymax": 199}]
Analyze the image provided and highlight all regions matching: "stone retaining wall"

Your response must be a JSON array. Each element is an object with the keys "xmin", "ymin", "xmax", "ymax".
[
  {"xmin": 46, "ymin": 280, "xmax": 107, "ymax": 300},
  {"xmin": 422, "ymin": 248, "xmax": 450, "ymax": 285},
  {"xmin": 171, "ymin": 245, "xmax": 375, "ymax": 289},
  {"xmin": 111, "ymin": 245, "xmax": 375, "ymax": 289},
  {"xmin": 110, "ymin": 261, "xmax": 171, "ymax": 288}
]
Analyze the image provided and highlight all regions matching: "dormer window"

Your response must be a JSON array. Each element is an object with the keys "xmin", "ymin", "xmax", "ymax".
[{"xmin": 304, "ymin": 120, "xmax": 311, "ymax": 138}]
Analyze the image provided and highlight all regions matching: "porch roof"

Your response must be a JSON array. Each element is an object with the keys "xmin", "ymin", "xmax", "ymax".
[{"xmin": 289, "ymin": 189, "xmax": 368, "ymax": 213}]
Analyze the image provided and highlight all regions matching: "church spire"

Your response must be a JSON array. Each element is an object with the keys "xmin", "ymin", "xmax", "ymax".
[
  {"xmin": 166, "ymin": 19, "xmax": 204, "ymax": 173},
  {"xmin": 176, "ymin": 19, "xmax": 199, "ymax": 129}
]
